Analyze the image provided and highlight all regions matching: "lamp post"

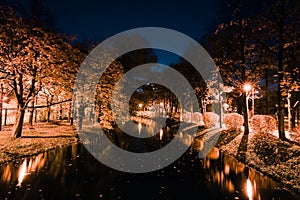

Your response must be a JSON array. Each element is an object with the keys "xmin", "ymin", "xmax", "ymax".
[
  {"xmin": 138, "ymin": 103, "xmax": 143, "ymax": 110},
  {"xmin": 243, "ymin": 84, "xmax": 252, "ymax": 112},
  {"xmin": 243, "ymin": 83, "xmax": 252, "ymax": 134}
]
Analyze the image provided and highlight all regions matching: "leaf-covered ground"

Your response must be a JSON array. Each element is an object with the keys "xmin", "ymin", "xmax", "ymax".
[
  {"xmin": 0, "ymin": 121, "xmax": 79, "ymax": 166},
  {"xmin": 218, "ymin": 129, "xmax": 300, "ymax": 194}
]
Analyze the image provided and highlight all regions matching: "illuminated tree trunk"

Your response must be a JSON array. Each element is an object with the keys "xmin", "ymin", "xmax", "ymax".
[
  {"xmin": 28, "ymin": 100, "xmax": 34, "ymax": 126},
  {"xmin": 59, "ymin": 103, "xmax": 63, "ymax": 120},
  {"xmin": 12, "ymin": 108, "xmax": 25, "ymax": 138},
  {"xmin": 47, "ymin": 106, "xmax": 51, "ymax": 122},
  {"xmin": 276, "ymin": 0, "xmax": 286, "ymax": 140},
  {"xmin": 243, "ymin": 94, "xmax": 250, "ymax": 135}
]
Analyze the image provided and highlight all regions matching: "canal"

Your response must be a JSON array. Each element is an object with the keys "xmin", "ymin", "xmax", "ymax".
[{"xmin": 0, "ymin": 120, "xmax": 299, "ymax": 200}]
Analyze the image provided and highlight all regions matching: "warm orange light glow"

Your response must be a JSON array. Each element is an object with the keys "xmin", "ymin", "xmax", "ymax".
[
  {"xmin": 138, "ymin": 122, "xmax": 142, "ymax": 135},
  {"xmin": 207, "ymin": 147, "xmax": 220, "ymax": 160},
  {"xmin": 246, "ymin": 179, "xmax": 253, "ymax": 200},
  {"xmin": 183, "ymin": 135, "xmax": 192, "ymax": 146},
  {"xmin": 243, "ymin": 83, "xmax": 252, "ymax": 92},
  {"xmin": 159, "ymin": 129, "xmax": 163, "ymax": 140},
  {"xmin": 160, "ymin": 102, "xmax": 164, "ymax": 106},
  {"xmin": 1, "ymin": 165, "xmax": 12, "ymax": 183},
  {"xmin": 224, "ymin": 164, "xmax": 230, "ymax": 175},
  {"xmin": 193, "ymin": 139, "xmax": 204, "ymax": 151},
  {"xmin": 16, "ymin": 154, "xmax": 46, "ymax": 187},
  {"xmin": 138, "ymin": 103, "xmax": 143, "ymax": 108},
  {"xmin": 227, "ymin": 180, "xmax": 235, "ymax": 193},
  {"xmin": 17, "ymin": 159, "xmax": 27, "ymax": 186}
]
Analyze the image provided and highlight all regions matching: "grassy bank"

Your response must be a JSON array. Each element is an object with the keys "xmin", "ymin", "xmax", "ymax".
[{"xmin": 0, "ymin": 121, "xmax": 79, "ymax": 166}]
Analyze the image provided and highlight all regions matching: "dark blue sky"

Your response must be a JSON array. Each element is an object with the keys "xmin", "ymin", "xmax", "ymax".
[
  {"xmin": 44, "ymin": 0, "xmax": 222, "ymax": 41},
  {"xmin": 14, "ymin": 0, "xmax": 223, "ymax": 64},
  {"xmin": 6, "ymin": 0, "xmax": 227, "ymax": 64},
  {"xmin": 43, "ymin": 0, "xmax": 223, "ymax": 64}
]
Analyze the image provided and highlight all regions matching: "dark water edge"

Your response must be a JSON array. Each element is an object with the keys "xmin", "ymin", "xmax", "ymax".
[{"xmin": 0, "ymin": 141, "xmax": 299, "ymax": 200}]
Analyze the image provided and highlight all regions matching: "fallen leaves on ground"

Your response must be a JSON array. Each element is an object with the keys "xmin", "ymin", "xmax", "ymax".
[{"xmin": 0, "ymin": 121, "xmax": 79, "ymax": 166}]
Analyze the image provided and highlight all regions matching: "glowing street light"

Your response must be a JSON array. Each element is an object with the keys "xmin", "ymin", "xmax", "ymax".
[
  {"xmin": 243, "ymin": 83, "xmax": 252, "ymax": 93},
  {"xmin": 243, "ymin": 84, "xmax": 252, "ymax": 113}
]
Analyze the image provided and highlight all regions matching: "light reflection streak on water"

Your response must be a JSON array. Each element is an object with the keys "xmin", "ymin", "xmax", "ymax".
[
  {"xmin": 202, "ymin": 147, "xmax": 264, "ymax": 199},
  {"xmin": 159, "ymin": 129, "xmax": 163, "ymax": 140},
  {"xmin": 138, "ymin": 122, "xmax": 142, "ymax": 135},
  {"xmin": 17, "ymin": 159, "xmax": 27, "ymax": 186},
  {"xmin": 15, "ymin": 154, "xmax": 46, "ymax": 187},
  {"xmin": 246, "ymin": 179, "xmax": 254, "ymax": 200}
]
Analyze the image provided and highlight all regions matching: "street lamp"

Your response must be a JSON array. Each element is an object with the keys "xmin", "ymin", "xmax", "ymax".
[
  {"xmin": 243, "ymin": 83, "xmax": 252, "ymax": 114},
  {"xmin": 138, "ymin": 103, "xmax": 143, "ymax": 117},
  {"xmin": 243, "ymin": 83, "xmax": 252, "ymax": 134},
  {"xmin": 138, "ymin": 103, "xmax": 143, "ymax": 109},
  {"xmin": 243, "ymin": 83, "xmax": 252, "ymax": 94}
]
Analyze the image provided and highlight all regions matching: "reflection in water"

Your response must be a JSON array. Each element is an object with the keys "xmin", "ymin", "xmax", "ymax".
[
  {"xmin": 0, "ymin": 122, "xmax": 299, "ymax": 199},
  {"xmin": 206, "ymin": 147, "xmax": 219, "ymax": 160},
  {"xmin": 159, "ymin": 129, "xmax": 163, "ymax": 140},
  {"xmin": 17, "ymin": 153, "xmax": 46, "ymax": 186},
  {"xmin": 224, "ymin": 164, "xmax": 230, "ymax": 175},
  {"xmin": 138, "ymin": 122, "xmax": 142, "ymax": 135},
  {"xmin": 17, "ymin": 159, "xmax": 27, "ymax": 186},
  {"xmin": 0, "ymin": 153, "xmax": 47, "ymax": 188},
  {"xmin": 176, "ymin": 131, "xmax": 193, "ymax": 146},
  {"xmin": 203, "ymin": 146, "xmax": 285, "ymax": 200},
  {"xmin": 246, "ymin": 179, "xmax": 254, "ymax": 200}
]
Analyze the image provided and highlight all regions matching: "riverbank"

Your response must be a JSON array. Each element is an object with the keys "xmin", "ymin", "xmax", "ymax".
[
  {"xmin": 0, "ymin": 120, "xmax": 299, "ymax": 195},
  {"xmin": 215, "ymin": 128, "xmax": 300, "ymax": 194},
  {"xmin": 0, "ymin": 121, "xmax": 79, "ymax": 166}
]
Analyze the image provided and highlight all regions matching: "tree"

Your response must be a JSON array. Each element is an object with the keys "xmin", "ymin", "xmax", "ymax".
[
  {"xmin": 95, "ymin": 61, "xmax": 125, "ymax": 130},
  {"xmin": 203, "ymin": 11, "xmax": 263, "ymax": 135},
  {"xmin": 0, "ymin": 4, "xmax": 82, "ymax": 137},
  {"xmin": 253, "ymin": 0, "xmax": 299, "ymax": 139}
]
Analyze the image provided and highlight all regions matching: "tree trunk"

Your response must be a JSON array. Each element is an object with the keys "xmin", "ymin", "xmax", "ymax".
[
  {"xmin": 59, "ymin": 103, "xmax": 63, "ymax": 120},
  {"xmin": 277, "ymin": 98, "xmax": 286, "ymax": 140},
  {"xmin": 277, "ymin": 0, "xmax": 286, "ymax": 140},
  {"xmin": 34, "ymin": 96, "xmax": 38, "ymax": 123},
  {"xmin": 47, "ymin": 106, "xmax": 51, "ymax": 122},
  {"xmin": 297, "ymin": 108, "xmax": 300, "ymax": 126},
  {"xmin": 12, "ymin": 108, "xmax": 25, "ymax": 138},
  {"xmin": 34, "ymin": 108, "xmax": 37, "ymax": 123},
  {"xmin": 243, "ymin": 94, "xmax": 250, "ymax": 135},
  {"xmin": 28, "ymin": 100, "xmax": 34, "ymax": 126},
  {"xmin": 265, "ymin": 70, "xmax": 269, "ymax": 114}
]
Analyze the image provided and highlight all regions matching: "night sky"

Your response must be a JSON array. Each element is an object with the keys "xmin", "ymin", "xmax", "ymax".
[
  {"xmin": 44, "ymin": 0, "xmax": 222, "ymax": 42},
  {"xmin": 7, "ymin": 0, "xmax": 225, "ymax": 64}
]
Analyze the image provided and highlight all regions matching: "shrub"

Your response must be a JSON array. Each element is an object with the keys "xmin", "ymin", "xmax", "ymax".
[
  {"xmin": 182, "ymin": 112, "xmax": 192, "ymax": 122},
  {"xmin": 250, "ymin": 115, "xmax": 276, "ymax": 134},
  {"xmin": 203, "ymin": 112, "xmax": 219, "ymax": 128},
  {"xmin": 224, "ymin": 113, "xmax": 244, "ymax": 131},
  {"xmin": 192, "ymin": 112, "xmax": 203, "ymax": 125}
]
